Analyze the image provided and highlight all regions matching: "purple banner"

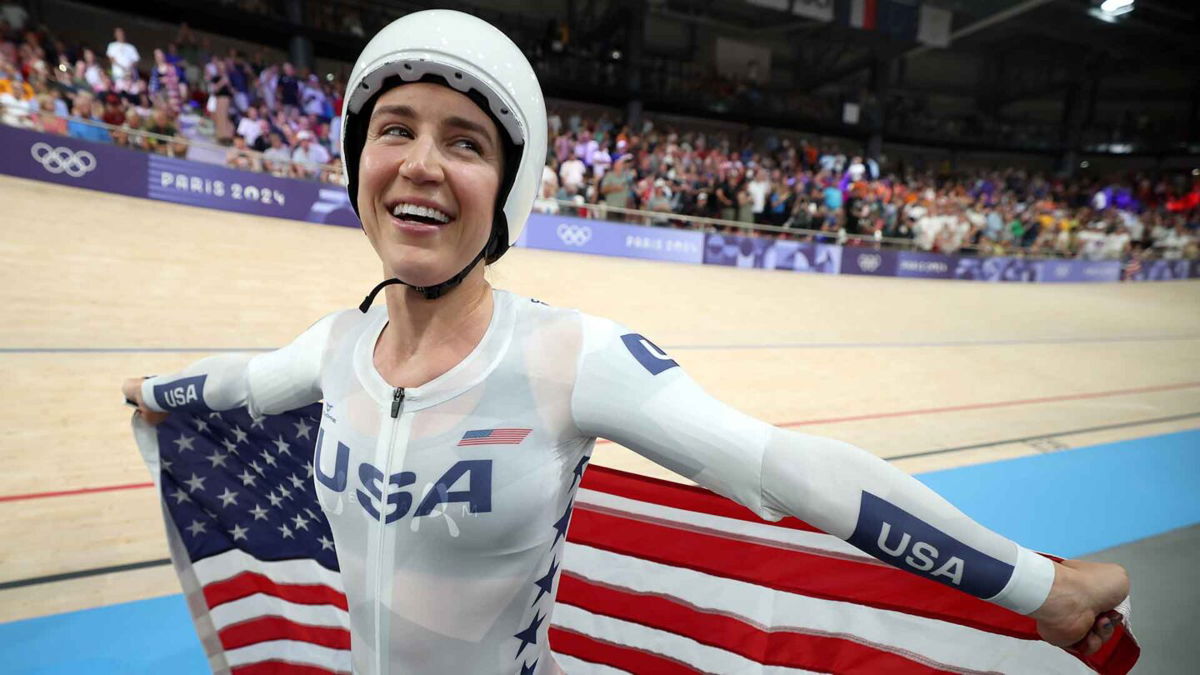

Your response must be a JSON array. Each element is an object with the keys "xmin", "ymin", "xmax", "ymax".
[
  {"xmin": 896, "ymin": 250, "xmax": 957, "ymax": 279},
  {"xmin": 702, "ymin": 234, "xmax": 841, "ymax": 274},
  {"xmin": 1, "ymin": 123, "xmax": 147, "ymax": 197},
  {"xmin": 146, "ymin": 155, "xmax": 359, "ymax": 227},
  {"xmin": 520, "ymin": 213, "xmax": 705, "ymax": 264},
  {"xmin": 841, "ymin": 247, "xmax": 900, "ymax": 276},
  {"xmin": 1122, "ymin": 259, "xmax": 1191, "ymax": 282},
  {"xmin": 1036, "ymin": 259, "xmax": 1123, "ymax": 283},
  {"xmin": 954, "ymin": 256, "xmax": 1038, "ymax": 282}
]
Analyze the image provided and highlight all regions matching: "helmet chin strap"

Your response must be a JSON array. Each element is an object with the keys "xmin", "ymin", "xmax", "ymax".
[{"xmin": 358, "ymin": 244, "xmax": 489, "ymax": 312}]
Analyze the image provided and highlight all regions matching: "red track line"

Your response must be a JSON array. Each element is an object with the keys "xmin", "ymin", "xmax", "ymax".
[
  {"xmin": 0, "ymin": 481, "xmax": 155, "ymax": 504},
  {"xmin": 6, "ymin": 381, "xmax": 1199, "ymax": 501}
]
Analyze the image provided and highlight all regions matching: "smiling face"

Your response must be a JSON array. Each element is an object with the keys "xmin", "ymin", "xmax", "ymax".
[{"xmin": 357, "ymin": 83, "xmax": 503, "ymax": 287}]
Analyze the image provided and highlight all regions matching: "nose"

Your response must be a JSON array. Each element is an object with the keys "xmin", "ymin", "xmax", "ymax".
[{"xmin": 397, "ymin": 135, "xmax": 445, "ymax": 185}]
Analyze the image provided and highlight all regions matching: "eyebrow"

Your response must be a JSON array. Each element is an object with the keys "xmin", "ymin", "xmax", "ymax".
[{"xmin": 372, "ymin": 104, "xmax": 496, "ymax": 143}]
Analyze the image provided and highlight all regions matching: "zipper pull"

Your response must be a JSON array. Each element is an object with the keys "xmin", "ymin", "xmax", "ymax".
[{"xmin": 390, "ymin": 387, "xmax": 405, "ymax": 418}]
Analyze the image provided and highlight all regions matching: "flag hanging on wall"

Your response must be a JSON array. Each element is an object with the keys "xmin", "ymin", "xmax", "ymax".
[{"xmin": 134, "ymin": 406, "xmax": 1139, "ymax": 674}]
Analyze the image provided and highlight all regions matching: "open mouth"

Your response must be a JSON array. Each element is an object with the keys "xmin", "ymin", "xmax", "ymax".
[{"xmin": 391, "ymin": 202, "xmax": 453, "ymax": 226}]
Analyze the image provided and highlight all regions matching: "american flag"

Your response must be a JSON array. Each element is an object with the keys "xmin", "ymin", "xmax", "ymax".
[
  {"xmin": 457, "ymin": 428, "xmax": 533, "ymax": 446},
  {"xmin": 135, "ymin": 407, "xmax": 1138, "ymax": 674}
]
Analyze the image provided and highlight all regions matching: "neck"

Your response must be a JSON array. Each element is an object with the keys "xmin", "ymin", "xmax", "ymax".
[{"xmin": 374, "ymin": 265, "xmax": 493, "ymax": 385}]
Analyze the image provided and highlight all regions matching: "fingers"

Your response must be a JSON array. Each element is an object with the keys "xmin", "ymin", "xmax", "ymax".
[{"xmin": 1068, "ymin": 611, "xmax": 1122, "ymax": 656}]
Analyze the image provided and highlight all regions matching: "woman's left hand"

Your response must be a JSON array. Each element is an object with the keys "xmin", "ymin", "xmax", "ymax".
[{"xmin": 1031, "ymin": 559, "xmax": 1130, "ymax": 655}]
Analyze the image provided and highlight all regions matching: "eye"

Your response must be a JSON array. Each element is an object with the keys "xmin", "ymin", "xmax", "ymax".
[
  {"xmin": 381, "ymin": 125, "xmax": 413, "ymax": 139},
  {"xmin": 453, "ymin": 138, "xmax": 483, "ymax": 154}
]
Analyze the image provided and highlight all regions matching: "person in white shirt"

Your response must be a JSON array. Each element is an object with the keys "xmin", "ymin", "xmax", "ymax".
[
  {"xmin": 236, "ymin": 106, "xmax": 264, "ymax": 147},
  {"xmin": 747, "ymin": 168, "xmax": 771, "ymax": 224},
  {"xmin": 846, "ymin": 155, "xmax": 866, "ymax": 182},
  {"xmin": 105, "ymin": 27, "xmax": 140, "ymax": 82},
  {"xmin": 291, "ymin": 130, "xmax": 331, "ymax": 178},
  {"xmin": 121, "ymin": 10, "xmax": 1130, "ymax": 675},
  {"xmin": 558, "ymin": 151, "xmax": 585, "ymax": 192}
]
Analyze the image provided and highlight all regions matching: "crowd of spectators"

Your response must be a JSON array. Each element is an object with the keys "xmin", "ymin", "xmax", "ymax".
[
  {"xmin": 0, "ymin": 14, "xmax": 344, "ymax": 183},
  {"xmin": 534, "ymin": 110, "xmax": 1199, "ymax": 262},
  {"xmin": 2, "ymin": 6, "xmax": 1197, "ymax": 263}
]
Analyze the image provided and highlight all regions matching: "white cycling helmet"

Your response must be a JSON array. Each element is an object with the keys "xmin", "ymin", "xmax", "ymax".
[{"xmin": 343, "ymin": 9, "xmax": 547, "ymax": 303}]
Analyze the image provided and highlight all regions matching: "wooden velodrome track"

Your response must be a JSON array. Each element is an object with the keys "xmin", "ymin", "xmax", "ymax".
[{"xmin": 1, "ymin": 174, "xmax": 1199, "ymax": 625}]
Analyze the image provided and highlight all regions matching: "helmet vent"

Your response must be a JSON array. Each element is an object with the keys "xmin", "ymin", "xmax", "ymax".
[
  {"xmin": 403, "ymin": 64, "xmax": 412, "ymax": 70},
  {"xmin": 453, "ymin": 72, "xmax": 463, "ymax": 79},
  {"xmin": 500, "ymin": 108, "xmax": 509, "ymax": 115}
]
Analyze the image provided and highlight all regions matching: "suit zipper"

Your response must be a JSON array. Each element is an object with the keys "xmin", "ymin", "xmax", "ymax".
[{"xmin": 375, "ymin": 386, "xmax": 405, "ymax": 674}]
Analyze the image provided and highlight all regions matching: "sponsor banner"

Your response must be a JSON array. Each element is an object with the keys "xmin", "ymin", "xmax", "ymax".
[
  {"xmin": 1, "ymin": 123, "xmax": 147, "ymax": 197},
  {"xmin": 896, "ymin": 250, "xmax": 956, "ymax": 279},
  {"xmin": 703, "ymin": 234, "xmax": 841, "ymax": 274},
  {"xmin": 1123, "ymin": 259, "xmax": 1191, "ymax": 282},
  {"xmin": 522, "ymin": 213, "xmax": 705, "ymax": 264},
  {"xmin": 841, "ymin": 247, "xmax": 900, "ymax": 276},
  {"xmin": 1037, "ymin": 259, "xmax": 1123, "ymax": 283},
  {"xmin": 147, "ymin": 155, "xmax": 359, "ymax": 228}
]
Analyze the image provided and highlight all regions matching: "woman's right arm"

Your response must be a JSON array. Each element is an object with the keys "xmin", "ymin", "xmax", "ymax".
[{"xmin": 124, "ymin": 311, "xmax": 340, "ymax": 422}]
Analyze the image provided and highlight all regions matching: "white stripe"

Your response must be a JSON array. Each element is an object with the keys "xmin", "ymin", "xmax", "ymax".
[
  {"xmin": 851, "ymin": 0, "xmax": 866, "ymax": 27},
  {"xmin": 209, "ymin": 593, "xmax": 349, "ymax": 631},
  {"xmin": 223, "ymin": 639, "xmax": 351, "ymax": 672},
  {"xmin": 552, "ymin": 604, "xmax": 820, "ymax": 675},
  {"xmin": 552, "ymin": 654, "xmax": 632, "ymax": 675},
  {"xmin": 562, "ymin": 543, "xmax": 1086, "ymax": 674},
  {"xmin": 575, "ymin": 487, "xmax": 874, "ymax": 562},
  {"xmin": 193, "ymin": 547, "xmax": 344, "ymax": 590}
]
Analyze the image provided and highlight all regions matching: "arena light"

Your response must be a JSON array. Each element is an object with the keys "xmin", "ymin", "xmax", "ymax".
[{"xmin": 1090, "ymin": 0, "xmax": 1134, "ymax": 23}]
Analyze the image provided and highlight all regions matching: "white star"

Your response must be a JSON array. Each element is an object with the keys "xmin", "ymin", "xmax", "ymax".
[
  {"xmin": 237, "ymin": 469, "xmax": 257, "ymax": 487},
  {"xmin": 186, "ymin": 520, "xmax": 206, "ymax": 537},
  {"xmin": 267, "ymin": 491, "xmax": 284, "ymax": 508},
  {"xmin": 272, "ymin": 436, "xmax": 292, "ymax": 456},
  {"xmin": 208, "ymin": 411, "xmax": 222, "ymax": 421},
  {"xmin": 169, "ymin": 487, "xmax": 190, "ymax": 504},
  {"xmin": 229, "ymin": 524, "xmax": 249, "ymax": 541},
  {"xmin": 173, "ymin": 434, "xmax": 196, "ymax": 452},
  {"xmin": 249, "ymin": 504, "xmax": 269, "ymax": 521},
  {"xmin": 317, "ymin": 535, "xmax": 334, "ymax": 551},
  {"xmin": 291, "ymin": 514, "xmax": 310, "ymax": 531},
  {"xmin": 260, "ymin": 450, "xmax": 277, "ymax": 467},
  {"xmin": 305, "ymin": 462, "xmax": 314, "ymax": 478},
  {"xmin": 161, "ymin": 458, "xmax": 173, "ymax": 472},
  {"xmin": 278, "ymin": 485, "xmax": 292, "ymax": 501},
  {"xmin": 184, "ymin": 473, "xmax": 207, "ymax": 493},
  {"xmin": 221, "ymin": 437, "xmax": 238, "ymax": 454},
  {"xmin": 192, "ymin": 418, "xmax": 209, "ymax": 433},
  {"xmin": 232, "ymin": 426, "xmax": 248, "ymax": 444},
  {"xmin": 249, "ymin": 416, "xmax": 266, "ymax": 430},
  {"xmin": 287, "ymin": 474, "xmax": 306, "ymax": 490},
  {"xmin": 303, "ymin": 507, "xmax": 317, "ymax": 519},
  {"xmin": 217, "ymin": 487, "xmax": 239, "ymax": 508},
  {"xmin": 250, "ymin": 461, "xmax": 265, "ymax": 475},
  {"xmin": 206, "ymin": 451, "xmax": 228, "ymax": 469},
  {"xmin": 278, "ymin": 524, "xmax": 294, "ymax": 539},
  {"xmin": 293, "ymin": 418, "xmax": 313, "ymax": 440}
]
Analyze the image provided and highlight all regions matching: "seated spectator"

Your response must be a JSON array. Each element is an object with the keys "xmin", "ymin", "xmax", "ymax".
[
  {"xmin": 236, "ymin": 105, "xmax": 264, "ymax": 147},
  {"xmin": 261, "ymin": 131, "xmax": 292, "ymax": 176},
  {"xmin": 66, "ymin": 93, "xmax": 113, "ymax": 143},
  {"xmin": 143, "ymin": 106, "xmax": 178, "ymax": 154},
  {"xmin": 99, "ymin": 92, "xmax": 125, "ymax": 127},
  {"xmin": 112, "ymin": 110, "xmax": 145, "ymax": 149},
  {"xmin": 291, "ymin": 129, "xmax": 330, "ymax": 178},
  {"xmin": 226, "ymin": 134, "xmax": 260, "ymax": 172},
  {"xmin": 32, "ymin": 94, "xmax": 67, "ymax": 134}
]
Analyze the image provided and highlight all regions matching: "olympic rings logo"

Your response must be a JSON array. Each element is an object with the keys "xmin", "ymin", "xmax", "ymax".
[
  {"xmin": 856, "ymin": 253, "xmax": 881, "ymax": 272},
  {"xmin": 556, "ymin": 223, "xmax": 593, "ymax": 247},
  {"xmin": 30, "ymin": 142, "xmax": 97, "ymax": 178}
]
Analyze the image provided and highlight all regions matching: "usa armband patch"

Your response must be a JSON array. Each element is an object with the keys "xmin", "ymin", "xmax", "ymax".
[
  {"xmin": 621, "ymin": 333, "xmax": 678, "ymax": 375},
  {"xmin": 152, "ymin": 375, "xmax": 208, "ymax": 412},
  {"xmin": 847, "ymin": 491, "xmax": 1014, "ymax": 599}
]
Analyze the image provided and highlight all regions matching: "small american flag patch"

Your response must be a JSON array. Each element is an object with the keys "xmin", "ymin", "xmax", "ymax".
[{"xmin": 457, "ymin": 428, "xmax": 532, "ymax": 446}]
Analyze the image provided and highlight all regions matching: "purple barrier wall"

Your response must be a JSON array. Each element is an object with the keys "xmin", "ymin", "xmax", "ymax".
[
  {"xmin": 2, "ymin": 124, "xmax": 147, "ymax": 197},
  {"xmin": 520, "ymin": 212, "xmax": 705, "ymax": 264},
  {"xmin": 702, "ymin": 233, "xmax": 842, "ymax": 274}
]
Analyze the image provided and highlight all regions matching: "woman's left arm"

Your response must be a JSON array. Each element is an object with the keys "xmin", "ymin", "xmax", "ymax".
[{"xmin": 570, "ymin": 316, "xmax": 1128, "ymax": 652}]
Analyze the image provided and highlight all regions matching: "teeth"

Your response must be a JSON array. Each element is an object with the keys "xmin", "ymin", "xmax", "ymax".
[{"xmin": 392, "ymin": 203, "xmax": 451, "ymax": 223}]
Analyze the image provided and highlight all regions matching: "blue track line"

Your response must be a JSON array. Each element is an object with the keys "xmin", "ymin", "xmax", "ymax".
[{"xmin": 2, "ymin": 333, "xmax": 1198, "ymax": 355}]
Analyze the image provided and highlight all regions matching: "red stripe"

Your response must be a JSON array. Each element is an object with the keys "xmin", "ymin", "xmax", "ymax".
[
  {"xmin": 864, "ymin": 0, "xmax": 877, "ymax": 30},
  {"xmin": 557, "ymin": 572, "xmax": 958, "ymax": 674},
  {"xmin": 231, "ymin": 661, "xmax": 343, "ymax": 675},
  {"xmin": 219, "ymin": 615, "xmax": 350, "ymax": 651},
  {"xmin": 567, "ymin": 505, "xmax": 1037, "ymax": 639},
  {"xmin": 0, "ymin": 481, "xmax": 154, "ymax": 503},
  {"xmin": 548, "ymin": 626, "xmax": 701, "ymax": 675},
  {"xmin": 204, "ymin": 571, "xmax": 348, "ymax": 611},
  {"xmin": 581, "ymin": 464, "xmax": 821, "ymax": 532}
]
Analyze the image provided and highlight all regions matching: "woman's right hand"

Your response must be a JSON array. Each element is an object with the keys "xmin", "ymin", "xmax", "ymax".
[{"xmin": 123, "ymin": 377, "xmax": 169, "ymax": 425}]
